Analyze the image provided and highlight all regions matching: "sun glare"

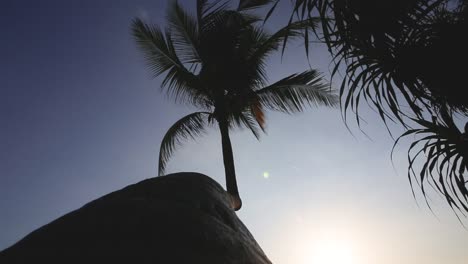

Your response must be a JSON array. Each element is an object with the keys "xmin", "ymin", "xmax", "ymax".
[{"xmin": 306, "ymin": 238, "xmax": 356, "ymax": 264}]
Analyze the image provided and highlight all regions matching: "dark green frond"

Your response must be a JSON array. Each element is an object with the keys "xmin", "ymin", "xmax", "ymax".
[
  {"xmin": 158, "ymin": 112, "xmax": 212, "ymax": 176},
  {"xmin": 264, "ymin": 0, "xmax": 280, "ymax": 23},
  {"xmin": 198, "ymin": 0, "xmax": 231, "ymax": 32},
  {"xmin": 394, "ymin": 113, "xmax": 468, "ymax": 213},
  {"xmin": 132, "ymin": 18, "xmax": 210, "ymax": 108},
  {"xmin": 197, "ymin": 0, "xmax": 229, "ymax": 20},
  {"xmin": 168, "ymin": 1, "xmax": 201, "ymax": 64},
  {"xmin": 160, "ymin": 67, "xmax": 212, "ymax": 108},
  {"xmin": 256, "ymin": 70, "xmax": 338, "ymax": 113},
  {"xmin": 229, "ymin": 106, "xmax": 265, "ymax": 140},
  {"xmin": 225, "ymin": 112, "xmax": 262, "ymax": 140},
  {"xmin": 240, "ymin": 26, "xmax": 272, "ymax": 89},
  {"xmin": 288, "ymin": 0, "xmax": 468, "ymax": 123},
  {"xmin": 238, "ymin": 0, "xmax": 274, "ymax": 11},
  {"xmin": 245, "ymin": 18, "xmax": 320, "ymax": 90},
  {"xmin": 196, "ymin": 10, "xmax": 266, "ymax": 93},
  {"xmin": 252, "ymin": 17, "xmax": 320, "ymax": 61},
  {"xmin": 132, "ymin": 18, "xmax": 185, "ymax": 77}
]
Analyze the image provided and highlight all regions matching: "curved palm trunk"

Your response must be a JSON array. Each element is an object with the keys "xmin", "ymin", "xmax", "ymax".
[{"xmin": 218, "ymin": 117, "xmax": 242, "ymax": 211}]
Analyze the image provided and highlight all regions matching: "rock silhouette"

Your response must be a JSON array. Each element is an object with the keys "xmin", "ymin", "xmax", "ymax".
[{"xmin": 0, "ymin": 172, "xmax": 271, "ymax": 264}]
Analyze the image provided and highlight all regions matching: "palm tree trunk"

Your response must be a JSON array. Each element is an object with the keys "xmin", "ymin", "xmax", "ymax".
[{"xmin": 218, "ymin": 117, "xmax": 242, "ymax": 211}]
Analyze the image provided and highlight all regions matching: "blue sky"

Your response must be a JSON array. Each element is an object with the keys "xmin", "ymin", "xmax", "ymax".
[{"xmin": 1, "ymin": 1, "xmax": 468, "ymax": 263}]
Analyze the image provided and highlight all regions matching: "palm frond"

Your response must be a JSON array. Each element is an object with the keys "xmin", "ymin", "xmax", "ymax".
[
  {"xmin": 132, "ymin": 18, "xmax": 210, "ymax": 108},
  {"xmin": 287, "ymin": 3, "xmax": 468, "ymax": 134},
  {"xmin": 158, "ymin": 112, "xmax": 212, "ymax": 176},
  {"xmin": 240, "ymin": 26, "xmax": 272, "ymax": 89},
  {"xmin": 244, "ymin": 18, "xmax": 321, "ymax": 91},
  {"xmin": 132, "ymin": 18, "xmax": 186, "ymax": 77},
  {"xmin": 256, "ymin": 70, "xmax": 338, "ymax": 113},
  {"xmin": 238, "ymin": 0, "xmax": 274, "ymax": 11},
  {"xmin": 168, "ymin": 1, "xmax": 201, "ymax": 64},
  {"xmin": 264, "ymin": 0, "xmax": 280, "ymax": 23},
  {"xmin": 250, "ymin": 99, "xmax": 266, "ymax": 130},
  {"xmin": 229, "ymin": 110, "xmax": 264, "ymax": 139},
  {"xmin": 251, "ymin": 17, "xmax": 321, "ymax": 61},
  {"xmin": 198, "ymin": 0, "xmax": 231, "ymax": 32},
  {"xmin": 394, "ymin": 113, "xmax": 468, "ymax": 213},
  {"xmin": 197, "ymin": 0, "xmax": 229, "ymax": 20}
]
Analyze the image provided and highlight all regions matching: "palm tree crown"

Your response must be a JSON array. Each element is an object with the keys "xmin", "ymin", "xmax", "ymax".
[{"xmin": 132, "ymin": 0, "xmax": 338, "ymax": 210}]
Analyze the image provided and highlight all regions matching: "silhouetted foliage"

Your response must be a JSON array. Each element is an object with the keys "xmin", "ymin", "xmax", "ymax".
[
  {"xmin": 132, "ymin": 0, "xmax": 337, "ymax": 211},
  {"xmin": 277, "ymin": 0, "xmax": 468, "ymax": 213},
  {"xmin": 394, "ymin": 109, "xmax": 468, "ymax": 214}
]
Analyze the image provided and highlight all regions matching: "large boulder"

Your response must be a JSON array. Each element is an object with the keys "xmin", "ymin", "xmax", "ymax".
[{"xmin": 0, "ymin": 172, "xmax": 271, "ymax": 264}]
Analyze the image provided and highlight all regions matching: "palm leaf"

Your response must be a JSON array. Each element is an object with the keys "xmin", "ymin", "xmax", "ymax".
[
  {"xmin": 240, "ymin": 26, "xmax": 272, "ymax": 89},
  {"xmin": 132, "ymin": 18, "xmax": 210, "ymax": 108},
  {"xmin": 197, "ymin": 0, "xmax": 229, "ymax": 19},
  {"xmin": 284, "ymin": 0, "xmax": 468, "ymax": 125},
  {"xmin": 168, "ymin": 1, "xmax": 202, "ymax": 64},
  {"xmin": 251, "ymin": 17, "xmax": 321, "ymax": 61},
  {"xmin": 158, "ymin": 112, "xmax": 212, "ymax": 175},
  {"xmin": 263, "ymin": 0, "xmax": 280, "ymax": 23},
  {"xmin": 246, "ymin": 18, "xmax": 321, "ymax": 90},
  {"xmin": 225, "ymin": 111, "xmax": 263, "ymax": 140},
  {"xmin": 198, "ymin": 0, "xmax": 231, "ymax": 32},
  {"xmin": 132, "ymin": 19, "xmax": 185, "ymax": 76},
  {"xmin": 238, "ymin": 0, "xmax": 274, "ymax": 11},
  {"xmin": 256, "ymin": 70, "xmax": 338, "ymax": 113},
  {"xmin": 394, "ymin": 113, "xmax": 468, "ymax": 214}
]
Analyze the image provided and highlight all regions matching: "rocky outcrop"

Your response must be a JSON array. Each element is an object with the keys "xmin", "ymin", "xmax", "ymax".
[{"xmin": 0, "ymin": 172, "xmax": 271, "ymax": 264}]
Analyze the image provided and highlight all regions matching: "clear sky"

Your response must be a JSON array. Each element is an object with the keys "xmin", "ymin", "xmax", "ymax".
[{"xmin": 1, "ymin": 1, "xmax": 467, "ymax": 263}]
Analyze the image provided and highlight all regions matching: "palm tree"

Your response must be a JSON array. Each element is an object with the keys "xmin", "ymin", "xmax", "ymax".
[
  {"xmin": 273, "ymin": 0, "xmax": 468, "ymax": 213},
  {"xmin": 132, "ymin": 0, "xmax": 338, "ymax": 211},
  {"xmin": 271, "ymin": 0, "xmax": 468, "ymax": 116},
  {"xmin": 393, "ymin": 109, "xmax": 468, "ymax": 214}
]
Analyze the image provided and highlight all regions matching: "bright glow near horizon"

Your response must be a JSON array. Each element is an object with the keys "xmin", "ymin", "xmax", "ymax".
[
  {"xmin": 289, "ymin": 223, "xmax": 360, "ymax": 264},
  {"xmin": 273, "ymin": 209, "xmax": 368, "ymax": 264},
  {"xmin": 306, "ymin": 238, "xmax": 356, "ymax": 264}
]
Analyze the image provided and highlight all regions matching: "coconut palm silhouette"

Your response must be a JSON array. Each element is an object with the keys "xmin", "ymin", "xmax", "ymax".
[{"xmin": 132, "ymin": 0, "xmax": 338, "ymax": 211}]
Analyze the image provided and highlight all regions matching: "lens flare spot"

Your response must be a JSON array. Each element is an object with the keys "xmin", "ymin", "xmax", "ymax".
[{"xmin": 263, "ymin": 172, "xmax": 270, "ymax": 179}]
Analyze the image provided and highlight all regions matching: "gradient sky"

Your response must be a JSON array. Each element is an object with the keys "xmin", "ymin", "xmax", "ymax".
[{"xmin": 1, "ymin": 1, "xmax": 468, "ymax": 263}]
